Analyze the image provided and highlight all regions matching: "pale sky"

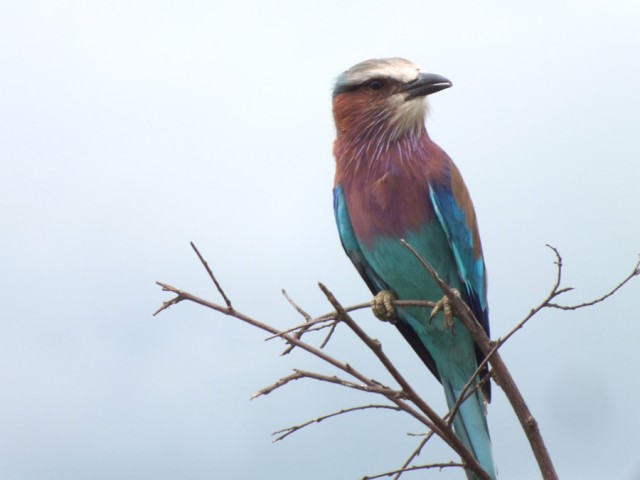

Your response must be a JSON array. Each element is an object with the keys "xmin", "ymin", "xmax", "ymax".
[{"xmin": 1, "ymin": 1, "xmax": 639, "ymax": 479}]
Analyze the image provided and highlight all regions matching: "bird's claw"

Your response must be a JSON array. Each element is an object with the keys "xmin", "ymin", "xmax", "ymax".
[
  {"xmin": 429, "ymin": 289, "xmax": 461, "ymax": 334},
  {"xmin": 371, "ymin": 290, "xmax": 398, "ymax": 323}
]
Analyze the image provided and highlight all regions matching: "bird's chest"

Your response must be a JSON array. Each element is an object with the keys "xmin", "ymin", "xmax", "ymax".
[{"xmin": 345, "ymin": 169, "xmax": 434, "ymax": 245}]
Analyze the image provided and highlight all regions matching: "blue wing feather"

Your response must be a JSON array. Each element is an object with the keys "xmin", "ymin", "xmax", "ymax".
[
  {"xmin": 429, "ymin": 179, "xmax": 491, "ymax": 401},
  {"xmin": 428, "ymin": 183, "xmax": 489, "ymax": 336}
]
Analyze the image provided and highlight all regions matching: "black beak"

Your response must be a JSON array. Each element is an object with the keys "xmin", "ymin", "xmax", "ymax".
[{"xmin": 404, "ymin": 73, "xmax": 452, "ymax": 99}]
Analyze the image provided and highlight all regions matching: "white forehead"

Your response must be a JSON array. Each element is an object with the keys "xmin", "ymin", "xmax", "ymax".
[{"xmin": 342, "ymin": 58, "xmax": 421, "ymax": 85}]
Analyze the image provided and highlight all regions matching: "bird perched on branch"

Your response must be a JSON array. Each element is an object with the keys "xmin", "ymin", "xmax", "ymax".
[{"xmin": 332, "ymin": 58, "xmax": 496, "ymax": 479}]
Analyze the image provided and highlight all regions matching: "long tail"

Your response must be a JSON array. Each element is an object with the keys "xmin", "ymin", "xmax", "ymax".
[{"xmin": 442, "ymin": 378, "xmax": 497, "ymax": 480}]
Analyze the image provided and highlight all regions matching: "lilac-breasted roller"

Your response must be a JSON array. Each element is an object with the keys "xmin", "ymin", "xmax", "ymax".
[{"xmin": 332, "ymin": 58, "xmax": 496, "ymax": 479}]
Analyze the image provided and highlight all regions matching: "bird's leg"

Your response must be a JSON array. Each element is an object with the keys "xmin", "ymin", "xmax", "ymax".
[
  {"xmin": 371, "ymin": 290, "xmax": 398, "ymax": 323},
  {"xmin": 429, "ymin": 289, "xmax": 461, "ymax": 334}
]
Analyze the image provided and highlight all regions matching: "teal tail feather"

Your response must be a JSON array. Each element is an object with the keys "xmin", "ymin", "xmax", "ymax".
[{"xmin": 442, "ymin": 378, "xmax": 497, "ymax": 480}]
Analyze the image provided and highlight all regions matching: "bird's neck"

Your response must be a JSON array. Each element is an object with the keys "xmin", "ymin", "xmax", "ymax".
[
  {"xmin": 334, "ymin": 126, "xmax": 440, "ymax": 243},
  {"xmin": 334, "ymin": 123, "xmax": 438, "ymax": 183}
]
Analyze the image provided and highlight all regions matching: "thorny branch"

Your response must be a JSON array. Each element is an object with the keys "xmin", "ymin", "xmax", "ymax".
[{"xmin": 155, "ymin": 242, "xmax": 638, "ymax": 480}]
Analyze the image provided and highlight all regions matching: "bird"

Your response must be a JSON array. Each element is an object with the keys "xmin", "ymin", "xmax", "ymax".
[{"xmin": 332, "ymin": 58, "xmax": 496, "ymax": 480}]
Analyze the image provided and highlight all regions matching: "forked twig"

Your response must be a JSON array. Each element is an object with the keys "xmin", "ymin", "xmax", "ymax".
[{"xmin": 547, "ymin": 252, "xmax": 640, "ymax": 311}]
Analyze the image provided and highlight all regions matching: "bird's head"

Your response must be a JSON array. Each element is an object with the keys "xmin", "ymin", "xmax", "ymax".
[{"xmin": 332, "ymin": 58, "xmax": 451, "ymax": 141}]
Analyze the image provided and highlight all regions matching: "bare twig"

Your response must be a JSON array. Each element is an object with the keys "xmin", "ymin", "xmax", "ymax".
[
  {"xmin": 363, "ymin": 461, "xmax": 465, "ymax": 480},
  {"xmin": 495, "ymin": 247, "xmax": 640, "ymax": 353},
  {"xmin": 280, "ymin": 288, "xmax": 314, "ymax": 355},
  {"xmin": 394, "ymin": 300, "xmax": 438, "ymax": 309},
  {"xmin": 265, "ymin": 317, "xmax": 335, "ymax": 341},
  {"xmin": 273, "ymin": 300, "xmax": 370, "ymax": 354},
  {"xmin": 548, "ymin": 255, "xmax": 640, "ymax": 310},
  {"xmin": 548, "ymin": 244, "xmax": 565, "ymax": 293},
  {"xmin": 250, "ymin": 371, "xmax": 306, "ymax": 398},
  {"xmin": 190, "ymin": 242, "xmax": 233, "ymax": 310},
  {"xmin": 494, "ymin": 246, "xmax": 571, "ymax": 345},
  {"xmin": 253, "ymin": 368, "xmax": 402, "ymax": 399},
  {"xmin": 153, "ymin": 292, "xmax": 185, "ymax": 316},
  {"xmin": 313, "ymin": 301, "xmax": 372, "ymax": 321},
  {"xmin": 392, "ymin": 431, "xmax": 436, "ymax": 480},
  {"xmin": 319, "ymin": 321, "xmax": 339, "ymax": 348},
  {"xmin": 281, "ymin": 289, "xmax": 313, "ymax": 322},
  {"xmin": 272, "ymin": 404, "xmax": 402, "ymax": 442}
]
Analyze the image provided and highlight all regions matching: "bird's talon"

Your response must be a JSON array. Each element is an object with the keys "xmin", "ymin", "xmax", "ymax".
[
  {"xmin": 428, "ymin": 302, "xmax": 441, "ymax": 325},
  {"xmin": 430, "ymin": 289, "xmax": 461, "ymax": 333},
  {"xmin": 371, "ymin": 291, "xmax": 398, "ymax": 323},
  {"xmin": 430, "ymin": 304, "xmax": 440, "ymax": 317}
]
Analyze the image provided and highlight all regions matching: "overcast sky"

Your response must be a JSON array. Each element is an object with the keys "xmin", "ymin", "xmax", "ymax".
[{"xmin": 1, "ymin": 1, "xmax": 640, "ymax": 479}]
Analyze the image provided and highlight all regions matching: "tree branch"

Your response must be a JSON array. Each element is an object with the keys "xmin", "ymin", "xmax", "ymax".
[
  {"xmin": 392, "ymin": 430, "xmax": 436, "ymax": 480},
  {"xmin": 252, "ymin": 368, "xmax": 403, "ymax": 400},
  {"xmin": 363, "ymin": 461, "xmax": 465, "ymax": 480},
  {"xmin": 156, "ymin": 242, "xmax": 638, "ymax": 480},
  {"xmin": 190, "ymin": 242, "xmax": 233, "ymax": 309},
  {"xmin": 547, "ymin": 254, "xmax": 640, "ymax": 310},
  {"xmin": 154, "ymin": 281, "xmax": 469, "ymax": 474},
  {"xmin": 272, "ymin": 404, "xmax": 402, "ymax": 442},
  {"xmin": 401, "ymin": 239, "xmax": 558, "ymax": 479},
  {"xmin": 317, "ymin": 283, "xmax": 490, "ymax": 480}
]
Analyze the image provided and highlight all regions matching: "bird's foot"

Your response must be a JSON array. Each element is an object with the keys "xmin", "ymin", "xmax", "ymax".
[
  {"xmin": 371, "ymin": 290, "xmax": 398, "ymax": 323},
  {"xmin": 429, "ymin": 289, "xmax": 461, "ymax": 334}
]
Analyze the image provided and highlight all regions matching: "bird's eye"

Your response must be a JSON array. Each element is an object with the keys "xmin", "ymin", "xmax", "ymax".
[{"xmin": 367, "ymin": 80, "xmax": 384, "ymax": 91}]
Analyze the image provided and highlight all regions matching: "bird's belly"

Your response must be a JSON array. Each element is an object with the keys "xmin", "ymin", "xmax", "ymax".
[
  {"xmin": 362, "ymin": 224, "xmax": 477, "ymax": 372},
  {"xmin": 362, "ymin": 222, "xmax": 459, "ymax": 305}
]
